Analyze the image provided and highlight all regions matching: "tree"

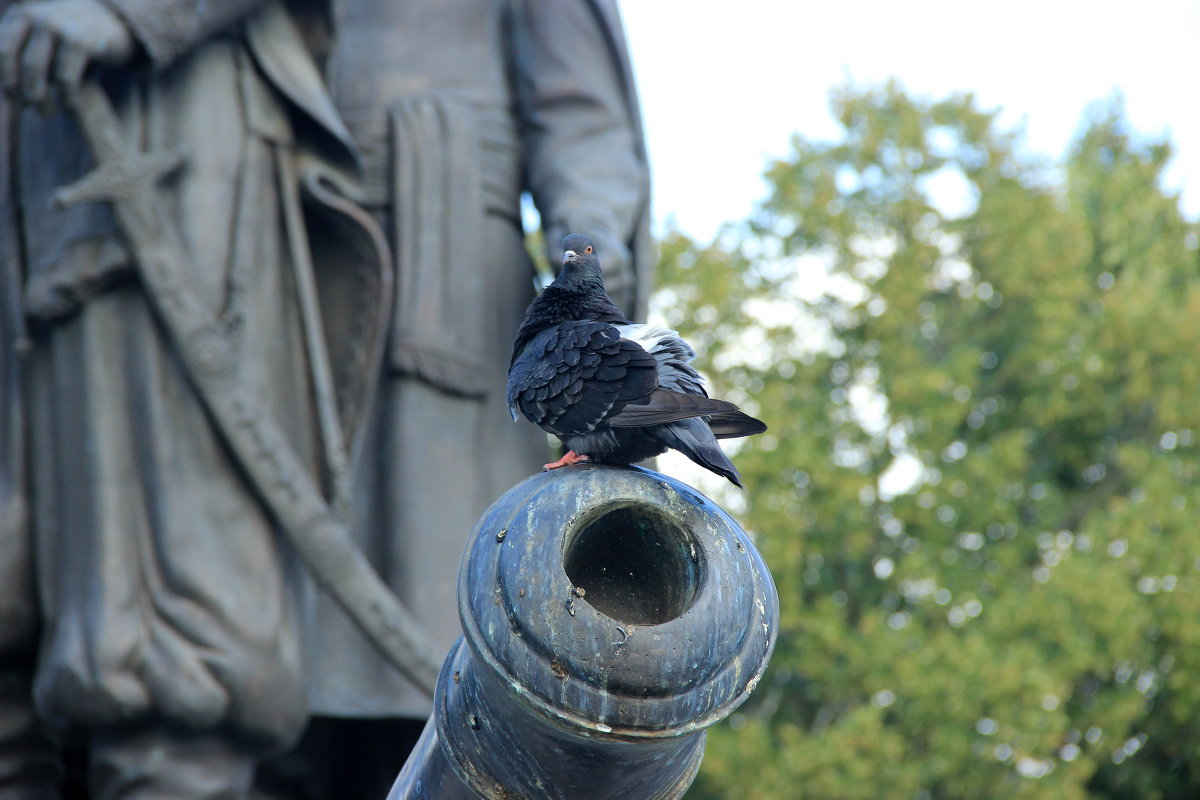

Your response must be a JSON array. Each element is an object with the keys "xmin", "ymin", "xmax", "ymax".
[{"xmin": 655, "ymin": 82, "xmax": 1200, "ymax": 800}]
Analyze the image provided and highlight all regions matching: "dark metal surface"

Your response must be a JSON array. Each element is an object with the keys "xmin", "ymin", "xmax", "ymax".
[
  {"xmin": 389, "ymin": 464, "xmax": 779, "ymax": 799},
  {"xmin": 56, "ymin": 79, "xmax": 441, "ymax": 695}
]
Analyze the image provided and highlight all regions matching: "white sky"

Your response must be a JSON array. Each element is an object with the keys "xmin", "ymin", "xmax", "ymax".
[
  {"xmin": 619, "ymin": 0, "xmax": 1200, "ymax": 241},
  {"xmin": 618, "ymin": 0, "xmax": 1200, "ymax": 497}
]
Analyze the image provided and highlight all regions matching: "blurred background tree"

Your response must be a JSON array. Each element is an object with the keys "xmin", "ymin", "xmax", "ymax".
[{"xmin": 655, "ymin": 82, "xmax": 1200, "ymax": 800}]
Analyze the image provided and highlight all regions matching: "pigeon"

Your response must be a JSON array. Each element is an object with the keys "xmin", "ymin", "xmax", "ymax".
[{"xmin": 506, "ymin": 233, "xmax": 766, "ymax": 487}]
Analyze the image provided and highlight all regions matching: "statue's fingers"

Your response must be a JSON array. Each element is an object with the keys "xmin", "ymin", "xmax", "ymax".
[
  {"xmin": 54, "ymin": 40, "xmax": 87, "ymax": 92},
  {"xmin": 19, "ymin": 27, "xmax": 56, "ymax": 107},
  {"xmin": 0, "ymin": 13, "xmax": 32, "ymax": 96}
]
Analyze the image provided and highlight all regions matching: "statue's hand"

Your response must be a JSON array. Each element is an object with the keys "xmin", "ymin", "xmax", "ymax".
[{"xmin": 0, "ymin": 0, "xmax": 134, "ymax": 108}]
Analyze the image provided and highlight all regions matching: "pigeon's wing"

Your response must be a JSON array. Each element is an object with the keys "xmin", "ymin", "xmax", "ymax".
[
  {"xmin": 607, "ymin": 324, "xmax": 766, "ymax": 433},
  {"xmin": 606, "ymin": 388, "xmax": 741, "ymax": 427},
  {"xmin": 507, "ymin": 320, "xmax": 658, "ymax": 435},
  {"xmin": 616, "ymin": 323, "xmax": 704, "ymax": 391}
]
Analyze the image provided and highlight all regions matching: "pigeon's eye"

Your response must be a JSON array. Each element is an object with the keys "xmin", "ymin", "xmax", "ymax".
[{"xmin": 585, "ymin": 246, "xmax": 593, "ymax": 254}]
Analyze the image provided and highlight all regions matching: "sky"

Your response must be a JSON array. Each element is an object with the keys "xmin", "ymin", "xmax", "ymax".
[
  {"xmin": 618, "ymin": 0, "xmax": 1200, "ymax": 242},
  {"xmin": 617, "ymin": 0, "xmax": 1200, "ymax": 496}
]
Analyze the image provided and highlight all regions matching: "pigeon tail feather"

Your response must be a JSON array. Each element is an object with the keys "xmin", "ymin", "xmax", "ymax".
[
  {"xmin": 656, "ymin": 418, "xmax": 745, "ymax": 488},
  {"xmin": 706, "ymin": 411, "xmax": 768, "ymax": 439}
]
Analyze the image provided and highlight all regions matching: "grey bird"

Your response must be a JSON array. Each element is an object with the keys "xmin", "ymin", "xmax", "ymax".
[{"xmin": 506, "ymin": 234, "xmax": 766, "ymax": 487}]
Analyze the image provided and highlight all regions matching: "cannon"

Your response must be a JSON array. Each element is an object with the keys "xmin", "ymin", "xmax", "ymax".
[{"xmin": 389, "ymin": 464, "xmax": 779, "ymax": 799}]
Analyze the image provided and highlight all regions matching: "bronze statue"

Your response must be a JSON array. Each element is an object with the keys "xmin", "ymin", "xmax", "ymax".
[
  {"xmin": 270, "ymin": 0, "xmax": 653, "ymax": 794},
  {"xmin": 0, "ymin": 0, "xmax": 393, "ymax": 795},
  {"xmin": 0, "ymin": 0, "xmax": 650, "ymax": 797}
]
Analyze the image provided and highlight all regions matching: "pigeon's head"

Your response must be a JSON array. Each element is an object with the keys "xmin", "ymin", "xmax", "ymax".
[{"xmin": 558, "ymin": 233, "xmax": 603, "ymax": 284}]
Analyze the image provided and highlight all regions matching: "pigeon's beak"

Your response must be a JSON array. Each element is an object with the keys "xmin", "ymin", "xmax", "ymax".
[{"xmin": 562, "ymin": 250, "xmax": 577, "ymax": 265}]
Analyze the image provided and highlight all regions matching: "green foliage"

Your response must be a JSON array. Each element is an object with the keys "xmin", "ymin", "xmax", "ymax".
[{"xmin": 657, "ymin": 82, "xmax": 1200, "ymax": 799}]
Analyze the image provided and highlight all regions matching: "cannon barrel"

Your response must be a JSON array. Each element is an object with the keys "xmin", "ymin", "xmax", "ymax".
[{"xmin": 388, "ymin": 465, "xmax": 779, "ymax": 799}]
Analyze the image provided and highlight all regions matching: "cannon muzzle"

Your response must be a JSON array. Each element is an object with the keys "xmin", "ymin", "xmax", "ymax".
[{"xmin": 388, "ymin": 465, "xmax": 778, "ymax": 799}]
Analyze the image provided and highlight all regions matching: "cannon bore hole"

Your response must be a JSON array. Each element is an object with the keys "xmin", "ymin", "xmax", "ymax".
[{"xmin": 563, "ymin": 502, "xmax": 703, "ymax": 625}]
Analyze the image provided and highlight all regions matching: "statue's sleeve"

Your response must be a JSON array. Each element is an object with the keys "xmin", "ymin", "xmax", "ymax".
[
  {"xmin": 515, "ymin": 0, "xmax": 651, "ymax": 314},
  {"xmin": 98, "ymin": 0, "xmax": 268, "ymax": 66}
]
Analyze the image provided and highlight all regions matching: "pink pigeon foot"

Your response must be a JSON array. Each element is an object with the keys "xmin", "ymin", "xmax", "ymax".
[{"xmin": 543, "ymin": 450, "xmax": 589, "ymax": 471}]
